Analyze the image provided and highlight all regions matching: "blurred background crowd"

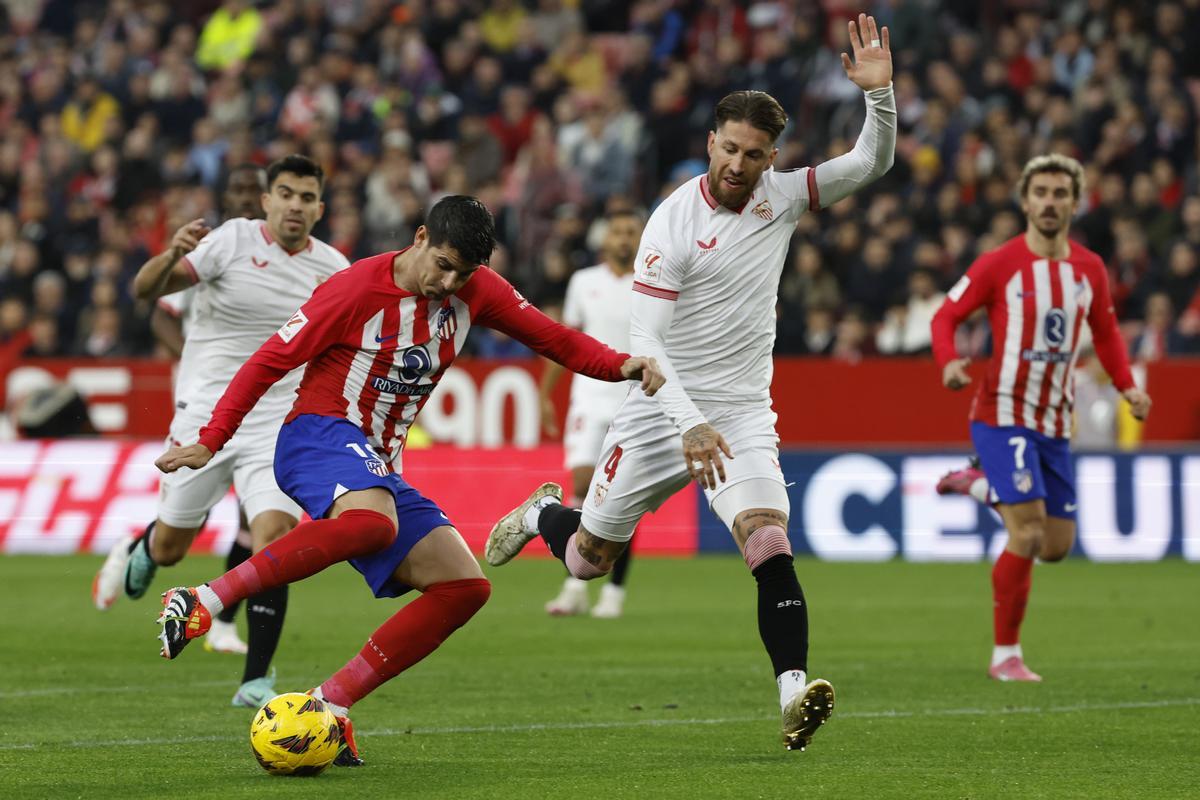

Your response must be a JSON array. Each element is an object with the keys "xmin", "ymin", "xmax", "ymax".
[{"xmin": 1, "ymin": 0, "xmax": 1200, "ymax": 364}]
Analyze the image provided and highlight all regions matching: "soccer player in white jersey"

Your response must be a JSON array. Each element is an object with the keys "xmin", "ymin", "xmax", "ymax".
[
  {"xmin": 139, "ymin": 163, "xmax": 269, "ymax": 657},
  {"xmin": 92, "ymin": 155, "xmax": 349, "ymax": 707},
  {"xmin": 930, "ymin": 155, "xmax": 1152, "ymax": 682},
  {"xmin": 487, "ymin": 13, "xmax": 896, "ymax": 752},
  {"xmin": 540, "ymin": 209, "xmax": 643, "ymax": 618}
]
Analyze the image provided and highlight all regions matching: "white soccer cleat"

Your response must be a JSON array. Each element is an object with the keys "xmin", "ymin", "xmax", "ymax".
[
  {"xmin": 485, "ymin": 482, "xmax": 563, "ymax": 566},
  {"xmin": 590, "ymin": 583, "xmax": 625, "ymax": 619},
  {"xmin": 92, "ymin": 533, "xmax": 134, "ymax": 610},
  {"xmin": 545, "ymin": 578, "xmax": 590, "ymax": 616},
  {"xmin": 203, "ymin": 618, "xmax": 248, "ymax": 655},
  {"xmin": 782, "ymin": 679, "xmax": 835, "ymax": 751}
]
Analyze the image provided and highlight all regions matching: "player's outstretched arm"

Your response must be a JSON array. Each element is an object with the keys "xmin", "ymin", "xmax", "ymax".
[
  {"xmin": 808, "ymin": 14, "xmax": 896, "ymax": 209},
  {"xmin": 155, "ymin": 443, "xmax": 213, "ymax": 473},
  {"xmin": 132, "ymin": 218, "xmax": 210, "ymax": 301}
]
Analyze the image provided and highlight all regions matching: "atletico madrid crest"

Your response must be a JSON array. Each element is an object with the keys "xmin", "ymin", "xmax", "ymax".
[{"xmin": 436, "ymin": 306, "xmax": 457, "ymax": 341}]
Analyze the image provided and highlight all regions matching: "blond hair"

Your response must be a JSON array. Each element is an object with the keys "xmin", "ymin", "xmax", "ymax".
[{"xmin": 1018, "ymin": 154, "xmax": 1085, "ymax": 200}]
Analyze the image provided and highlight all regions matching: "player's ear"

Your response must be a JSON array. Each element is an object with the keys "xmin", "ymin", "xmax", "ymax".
[
  {"xmin": 707, "ymin": 131, "xmax": 716, "ymax": 155},
  {"xmin": 769, "ymin": 147, "xmax": 779, "ymax": 166},
  {"xmin": 315, "ymin": 200, "xmax": 325, "ymax": 222}
]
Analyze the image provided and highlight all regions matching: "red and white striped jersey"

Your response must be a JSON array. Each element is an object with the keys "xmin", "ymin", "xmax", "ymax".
[
  {"xmin": 931, "ymin": 235, "xmax": 1134, "ymax": 438},
  {"xmin": 197, "ymin": 251, "xmax": 630, "ymax": 466}
]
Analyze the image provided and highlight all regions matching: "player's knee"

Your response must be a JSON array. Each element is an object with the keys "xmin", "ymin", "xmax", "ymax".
[
  {"xmin": 457, "ymin": 577, "xmax": 492, "ymax": 614},
  {"xmin": 1039, "ymin": 542, "xmax": 1070, "ymax": 562},
  {"xmin": 742, "ymin": 524, "xmax": 791, "ymax": 572},
  {"xmin": 565, "ymin": 532, "xmax": 613, "ymax": 580}
]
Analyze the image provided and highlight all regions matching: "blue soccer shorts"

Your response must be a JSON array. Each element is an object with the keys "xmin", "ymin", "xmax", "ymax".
[
  {"xmin": 274, "ymin": 414, "xmax": 452, "ymax": 597},
  {"xmin": 970, "ymin": 421, "xmax": 1076, "ymax": 520}
]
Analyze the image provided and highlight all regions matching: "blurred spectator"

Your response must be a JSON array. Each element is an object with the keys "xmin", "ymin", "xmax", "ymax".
[
  {"xmin": 60, "ymin": 77, "xmax": 120, "ymax": 154},
  {"xmin": 1131, "ymin": 292, "xmax": 1191, "ymax": 361},
  {"xmin": 196, "ymin": 0, "xmax": 263, "ymax": 72},
  {"xmin": 23, "ymin": 314, "xmax": 65, "ymax": 358},
  {"xmin": 876, "ymin": 268, "xmax": 946, "ymax": 355}
]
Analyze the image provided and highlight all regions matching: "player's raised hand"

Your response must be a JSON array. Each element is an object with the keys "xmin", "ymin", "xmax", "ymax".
[
  {"xmin": 942, "ymin": 357, "xmax": 972, "ymax": 390},
  {"xmin": 169, "ymin": 219, "xmax": 211, "ymax": 257},
  {"xmin": 621, "ymin": 356, "xmax": 666, "ymax": 396},
  {"xmin": 682, "ymin": 422, "xmax": 734, "ymax": 491},
  {"xmin": 1122, "ymin": 387, "xmax": 1152, "ymax": 421},
  {"xmin": 841, "ymin": 13, "xmax": 891, "ymax": 91},
  {"xmin": 155, "ymin": 443, "xmax": 214, "ymax": 473}
]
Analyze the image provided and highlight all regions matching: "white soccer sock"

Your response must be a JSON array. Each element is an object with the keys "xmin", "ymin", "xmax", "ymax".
[
  {"xmin": 969, "ymin": 477, "xmax": 990, "ymax": 504},
  {"xmin": 777, "ymin": 669, "xmax": 808, "ymax": 712},
  {"xmin": 991, "ymin": 644, "xmax": 1022, "ymax": 667},
  {"xmin": 523, "ymin": 496, "xmax": 561, "ymax": 532},
  {"xmin": 196, "ymin": 583, "xmax": 224, "ymax": 616}
]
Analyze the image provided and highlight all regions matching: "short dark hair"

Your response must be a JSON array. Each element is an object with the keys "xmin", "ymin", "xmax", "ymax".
[
  {"xmin": 425, "ymin": 195, "xmax": 496, "ymax": 266},
  {"xmin": 266, "ymin": 154, "xmax": 324, "ymax": 191},
  {"xmin": 223, "ymin": 162, "xmax": 266, "ymax": 190},
  {"xmin": 714, "ymin": 91, "xmax": 788, "ymax": 142}
]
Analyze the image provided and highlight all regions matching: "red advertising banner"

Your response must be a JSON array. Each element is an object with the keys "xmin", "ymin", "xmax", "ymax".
[
  {"xmin": 5, "ymin": 357, "xmax": 1199, "ymax": 445},
  {"xmin": 0, "ymin": 441, "xmax": 698, "ymax": 556}
]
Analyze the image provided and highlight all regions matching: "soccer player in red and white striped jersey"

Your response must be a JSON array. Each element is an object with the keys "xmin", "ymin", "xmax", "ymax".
[
  {"xmin": 931, "ymin": 155, "xmax": 1152, "ymax": 682},
  {"xmin": 151, "ymin": 196, "xmax": 664, "ymax": 764}
]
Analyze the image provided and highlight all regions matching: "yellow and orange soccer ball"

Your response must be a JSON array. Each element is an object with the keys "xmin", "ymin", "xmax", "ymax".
[{"xmin": 249, "ymin": 693, "xmax": 342, "ymax": 776}]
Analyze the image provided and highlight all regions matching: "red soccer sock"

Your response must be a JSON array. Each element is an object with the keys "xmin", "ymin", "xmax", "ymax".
[
  {"xmin": 319, "ymin": 578, "xmax": 492, "ymax": 709},
  {"xmin": 207, "ymin": 509, "xmax": 395, "ymax": 608},
  {"xmin": 992, "ymin": 549, "xmax": 1034, "ymax": 646}
]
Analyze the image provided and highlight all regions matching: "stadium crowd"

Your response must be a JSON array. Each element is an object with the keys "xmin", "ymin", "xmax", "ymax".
[{"xmin": 1, "ymin": 0, "xmax": 1200, "ymax": 364}]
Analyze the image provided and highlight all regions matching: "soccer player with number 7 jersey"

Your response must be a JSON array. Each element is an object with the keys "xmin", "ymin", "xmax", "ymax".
[
  {"xmin": 152, "ymin": 196, "xmax": 664, "ymax": 766},
  {"xmin": 931, "ymin": 154, "xmax": 1152, "ymax": 682}
]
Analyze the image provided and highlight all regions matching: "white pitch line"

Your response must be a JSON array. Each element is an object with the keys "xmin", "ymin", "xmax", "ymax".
[{"xmin": 1, "ymin": 697, "xmax": 1196, "ymax": 753}]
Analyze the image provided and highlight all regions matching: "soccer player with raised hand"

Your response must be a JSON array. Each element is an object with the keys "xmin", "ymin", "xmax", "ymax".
[
  {"xmin": 931, "ymin": 155, "xmax": 1152, "ymax": 682},
  {"xmin": 153, "ymin": 196, "xmax": 664, "ymax": 766},
  {"xmin": 486, "ymin": 13, "xmax": 895, "ymax": 752}
]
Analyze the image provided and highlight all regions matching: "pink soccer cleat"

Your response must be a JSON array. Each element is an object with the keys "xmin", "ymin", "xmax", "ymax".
[
  {"xmin": 988, "ymin": 656, "xmax": 1043, "ymax": 682},
  {"xmin": 937, "ymin": 456, "xmax": 984, "ymax": 496}
]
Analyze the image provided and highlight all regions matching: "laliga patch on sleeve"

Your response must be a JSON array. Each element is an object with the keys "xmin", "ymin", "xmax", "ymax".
[
  {"xmin": 277, "ymin": 309, "xmax": 309, "ymax": 342},
  {"xmin": 639, "ymin": 250, "xmax": 664, "ymax": 284},
  {"xmin": 947, "ymin": 275, "xmax": 971, "ymax": 302}
]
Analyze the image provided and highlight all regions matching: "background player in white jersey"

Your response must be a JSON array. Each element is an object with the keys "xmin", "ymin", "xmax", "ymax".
[
  {"xmin": 931, "ymin": 155, "xmax": 1152, "ymax": 682},
  {"xmin": 142, "ymin": 163, "xmax": 269, "ymax": 657},
  {"xmin": 540, "ymin": 209, "xmax": 642, "ymax": 618},
  {"xmin": 487, "ymin": 13, "xmax": 896, "ymax": 752},
  {"xmin": 92, "ymin": 155, "xmax": 349, "ymax": 707}
]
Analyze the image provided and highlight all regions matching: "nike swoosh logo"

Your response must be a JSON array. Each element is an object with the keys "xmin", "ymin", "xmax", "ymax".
[
  {"xmin": 375, "ymin": 333, "xmax": 399, "ymax": 343},
  {"xmin": 1063, "ymin": 503, "xmax": 1077, "ymax": 512}
]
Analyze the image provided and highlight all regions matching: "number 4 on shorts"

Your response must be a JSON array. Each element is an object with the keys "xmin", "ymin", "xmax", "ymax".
[{"xmin": 603, "ymin": 446, "xmax": 623, "ymax": 481}]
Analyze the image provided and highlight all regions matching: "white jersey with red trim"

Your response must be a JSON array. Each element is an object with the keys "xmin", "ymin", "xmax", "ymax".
[
  {"xmin": 630, "ymin": 168, "xmax": 814, "ymax": 423},
  {"xmin": 562, "ymin": 263, "xmax": 634, "ymax": 414},
  {"xmin": 630, "ymin": 86, "xmax": 895, "ymax": 433},
  {"xmin": 175, "ymin": 217, "xmax": 349, "ymax": 429}
]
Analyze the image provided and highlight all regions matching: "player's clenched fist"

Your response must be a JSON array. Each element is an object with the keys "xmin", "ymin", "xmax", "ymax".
[
  {"xmin": 942, "ymin": 357, "xmax": 972, "ymax": 390},
  {"xmin": 169, "ymin": 218, "xmax": 211, "ymax": 258},
  {"xmin": 155, "ymin": 443, "xmax": 214, "ymax": 473},
  {"xmin": 620, "ymin": 356, "xmax": 666, "ymax": 396},
  {"xmin": 1122, "ymin": 387, "xmax": 1152, "ymax": 421}
]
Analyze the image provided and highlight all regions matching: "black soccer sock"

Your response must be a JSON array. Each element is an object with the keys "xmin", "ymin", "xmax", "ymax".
[
  {"xmin": 753, "ymin": 554, "xmax": 809, "ymax": 675},
  {"xmin": 242, "ymin": 585, "xmax": 288, "ymax": 683},
  {"xmin": 217, "ymin": 541, "xmax": 252, "ymax": 623},
  {"xmin": 609, "ymin": 540, "xmax": 633, "ymax": 587},
  {"xmin": 538, "ymin": 503, "xmax": 581, "ymax": 562}
]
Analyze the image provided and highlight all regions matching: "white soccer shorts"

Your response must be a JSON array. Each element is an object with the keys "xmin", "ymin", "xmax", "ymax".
[
  {"xmin": 562, "ymin": 406, "xmax": 615, "ymax": 470},
  {"xmin": 157, "ymin": 411, "xmax": 300, "ymax": 528},
  {"xmin": 579, "ymin": 392, "xmax": 787, "ymax": 542}
]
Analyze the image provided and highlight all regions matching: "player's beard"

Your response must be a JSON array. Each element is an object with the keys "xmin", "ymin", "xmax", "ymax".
[
  {"xmin": 709, "ymin": 169, "xmax": 752, "ymax": 209},
  {"xmin": 1034, "ymin": 213, "xmax": 1062, "ymax": 237}
]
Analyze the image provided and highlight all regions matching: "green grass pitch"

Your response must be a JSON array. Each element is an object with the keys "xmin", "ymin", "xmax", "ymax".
[{"xmin": 1, "ymin": 555, "xmax": 1196, "ymax": 799}]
